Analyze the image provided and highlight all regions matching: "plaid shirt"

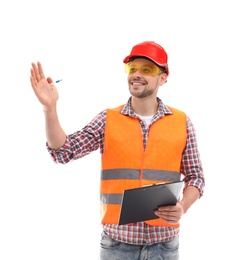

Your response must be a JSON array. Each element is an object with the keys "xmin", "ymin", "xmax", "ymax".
[{"xmin": 47, "ymin": 97, "xmax": 205, "ymax": 245}]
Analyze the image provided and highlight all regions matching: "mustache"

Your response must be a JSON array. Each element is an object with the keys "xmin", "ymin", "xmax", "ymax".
[{"xmin": 129, "ymin": 78, "xmax": 147, "ymax": 84}]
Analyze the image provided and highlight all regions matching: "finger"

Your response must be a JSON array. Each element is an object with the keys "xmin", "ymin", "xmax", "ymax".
[
  {"xmin": 155, "ymin": 212, "xmax": 179, "ymax": 224},
  {"xmin": 47, "ymin": 77, "xmax": 53, "ymax": 84},
  {"xmin": 157, "ymin": 207, "xmax": 176, "ymax": 212},
  {"xmin": 37, "ymin": 62, "xmax": 46, "ymax": 80},
  {"xmin": 30, "ymin": 75, "xmax": 38, "ymax": 94},
  {"xmin": 30, "ymin": 76, "xmax": 35, "ymax": 88},
  {"xmin": 30, "ymin": 68, "xmax": 37, "ymax": 88},
  {"xmin": 31, "ymin": 62, "xmax": 41, "ymax": 82}
]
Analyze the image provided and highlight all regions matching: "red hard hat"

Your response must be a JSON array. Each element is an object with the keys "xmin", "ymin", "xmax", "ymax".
[{"xmin": 123, "ymin": 41, "xmax": 169, "ymax": 75}]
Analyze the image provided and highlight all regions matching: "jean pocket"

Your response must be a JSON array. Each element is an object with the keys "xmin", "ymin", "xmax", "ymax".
[
  {"xmin": 100, "ymin": 231, "xmax": 121, "ymax": 249},
  {"xmin": 161, "ymin": 236, "xmax": 179, "ymax": 251}
]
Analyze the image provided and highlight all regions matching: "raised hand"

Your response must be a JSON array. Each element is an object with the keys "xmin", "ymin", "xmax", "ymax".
[{"xmin": 30, "ymin": 62, "xmax": 59, "ymax": 108}]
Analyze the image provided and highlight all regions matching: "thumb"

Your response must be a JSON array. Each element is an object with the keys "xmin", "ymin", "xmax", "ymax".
[{"xmin": 47, "ymin": 77, "xmax": 53, "ymax": 84}]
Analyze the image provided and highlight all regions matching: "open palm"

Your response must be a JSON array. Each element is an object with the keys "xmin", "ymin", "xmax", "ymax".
[{"xmin": 30, "ymin": 62, "xmax": 59, "ymax": 107}]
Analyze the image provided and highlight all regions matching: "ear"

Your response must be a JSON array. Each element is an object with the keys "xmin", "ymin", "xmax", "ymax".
[{"xmin": 159, "ymin": 73, "xmax": 168, "ymax": 85}]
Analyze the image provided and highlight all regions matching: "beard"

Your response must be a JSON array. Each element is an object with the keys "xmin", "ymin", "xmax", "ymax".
[
  {"xmin": 128, "ymin": 78, "xmax": 159, "ymax": 99},
  {"xmin": 129, "ymin": 87, "xmax": 156, "ymax": 98}
]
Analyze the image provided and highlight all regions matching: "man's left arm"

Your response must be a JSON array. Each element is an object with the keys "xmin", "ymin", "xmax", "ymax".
[{"xmin": 154, "ymin": 185, "xmax": 200, "ymax": 224}]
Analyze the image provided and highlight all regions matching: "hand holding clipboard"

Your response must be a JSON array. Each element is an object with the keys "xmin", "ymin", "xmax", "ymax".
[{"xmin": 118, "ymin": 181, "xmax": 184, "ymax": 225}]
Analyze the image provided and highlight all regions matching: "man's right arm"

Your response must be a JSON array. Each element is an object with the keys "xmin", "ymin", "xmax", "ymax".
[
  {"xmin": 43, "ymin": 105, "xmax": 67, "ymax": 150},
  {"xmin": 30, "ymin": 61, "xmax": 66, "ymax": 150}
]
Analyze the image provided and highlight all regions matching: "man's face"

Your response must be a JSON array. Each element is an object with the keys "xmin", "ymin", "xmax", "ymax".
[{"xmin": 126, "ymin": 58, "xmax": 167, "ymax": 99}]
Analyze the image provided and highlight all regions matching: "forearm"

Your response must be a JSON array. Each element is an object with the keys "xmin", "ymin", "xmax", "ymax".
[
  {"xmin": 180, "ymin": 186, "xmax": 200, "ymax": 214},
  {"xmin": 44, "ymin": 106, "xmax": 66, "ymax": 150}
]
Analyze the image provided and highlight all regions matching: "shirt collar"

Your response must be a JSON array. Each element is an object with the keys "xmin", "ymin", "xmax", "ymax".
[{"xmin": 120, "ymin": 97, "xmax": 173, "ymax": 118}]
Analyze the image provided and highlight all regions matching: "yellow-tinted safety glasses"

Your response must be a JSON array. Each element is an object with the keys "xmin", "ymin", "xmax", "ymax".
[{"xmin": 125, "ymin": 61, "xmax": 162, "ymax": 76}]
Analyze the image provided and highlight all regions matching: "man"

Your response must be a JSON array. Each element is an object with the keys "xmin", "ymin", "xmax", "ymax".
[{"xmin": 30, "ymin": 41, "xmax": 205, "ymax": 260}]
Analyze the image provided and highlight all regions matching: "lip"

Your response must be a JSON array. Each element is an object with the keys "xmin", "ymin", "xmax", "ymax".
[
  {"xmin": 130, "ymin": 78, "xmax": 147, "ymax": 85},
  {"xmin": 131, "ymin": 82, "xmax": 146, "ymax": 86}
]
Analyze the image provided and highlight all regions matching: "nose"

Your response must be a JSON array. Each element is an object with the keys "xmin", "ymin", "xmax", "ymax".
[{"xmin": 132, "ymin": 69, "xmax": 142, "ymax": 77}]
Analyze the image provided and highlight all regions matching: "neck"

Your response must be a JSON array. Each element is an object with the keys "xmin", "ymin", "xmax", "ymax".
[{"xmin": 131, "ymin": 96, "xmax": 158, "ymax": 116}]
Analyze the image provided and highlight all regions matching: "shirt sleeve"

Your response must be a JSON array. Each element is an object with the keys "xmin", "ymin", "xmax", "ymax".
[
  {"xmin": 46, "ymin": 109, "xmax": 107, "ymax": 164},
  {"xmin": 180, "ymin": 116, "xmax": 205, "ymax": 198}
]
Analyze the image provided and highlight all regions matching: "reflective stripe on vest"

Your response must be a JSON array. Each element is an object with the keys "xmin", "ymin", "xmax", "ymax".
[
  {"xmin": 100, "ymin": 169, "xmax": 181, "ymax": 204},
  {"xmin": 100, "ymin": 105, "xmax": 186, "ymax": 227}
]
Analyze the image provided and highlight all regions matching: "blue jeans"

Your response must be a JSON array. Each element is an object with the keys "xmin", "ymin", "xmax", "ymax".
[{"xmin": 100, "ymin": 231, "xmax": 179, "ymax": 260}]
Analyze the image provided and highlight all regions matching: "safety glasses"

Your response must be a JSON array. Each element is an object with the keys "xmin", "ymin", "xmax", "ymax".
[{"xmin": 124, "ymin": 61, "xmax": 162, "ymax": 76}]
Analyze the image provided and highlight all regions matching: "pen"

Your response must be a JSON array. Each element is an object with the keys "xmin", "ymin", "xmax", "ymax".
[{"xmin": 50, "ymin": 79, "xmax": 62, "ymax": 85}]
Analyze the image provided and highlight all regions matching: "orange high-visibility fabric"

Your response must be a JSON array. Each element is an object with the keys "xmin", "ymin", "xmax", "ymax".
[{"xmin": 101, "ymin": 105, "xmax": 187, "ymax": 226}]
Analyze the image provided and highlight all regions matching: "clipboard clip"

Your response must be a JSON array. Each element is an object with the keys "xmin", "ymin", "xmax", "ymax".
[{"xmin": 143, "ymin": 182, "xmax": 167, "ymax": 187}]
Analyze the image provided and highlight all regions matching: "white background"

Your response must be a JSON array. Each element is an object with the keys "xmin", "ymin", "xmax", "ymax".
[{"xmin": 1, "ymin": 0, "xmax": 252, "ymax": 259}]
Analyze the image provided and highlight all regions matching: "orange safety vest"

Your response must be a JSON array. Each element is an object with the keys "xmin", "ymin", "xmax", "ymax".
[{"xmin": 100, "ymin": 105, "xmax": 187, "ymax": 227}]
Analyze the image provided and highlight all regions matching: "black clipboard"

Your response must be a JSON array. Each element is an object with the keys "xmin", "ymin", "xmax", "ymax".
[{"xmin": 118, "ymin": 181, "xmax": 184, "ymax": 225}]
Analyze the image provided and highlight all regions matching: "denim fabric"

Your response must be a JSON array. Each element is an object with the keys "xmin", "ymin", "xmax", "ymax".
[{"xmin": 100, "ymin": 231, "xmax": 179, "ymax": 260}]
